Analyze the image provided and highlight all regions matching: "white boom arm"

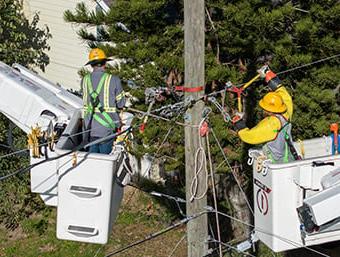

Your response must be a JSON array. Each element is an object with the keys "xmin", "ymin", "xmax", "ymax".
[
  {"xmin": 0, "ymin": 61, "xmax": 83, "ymax": 206},
  {"xmin": 0, "ymin": 61, "xmax": 82, "ymax": 133}
]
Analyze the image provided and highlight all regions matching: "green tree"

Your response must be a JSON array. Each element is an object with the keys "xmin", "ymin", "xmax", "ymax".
[
  {"xmin": 0, "ymin": 0, "xmax": 50, "ymax": 70},
  {"xmin": 0, "ymin": 0, "xmax": 51, "ymax": 229},
  {"xmin": 65, "ymin": 0, "xmax": 340, "ymax": 247},
  {"xmin": 65, "ymin": 0, "xmax": 340, "ymax": 168}
]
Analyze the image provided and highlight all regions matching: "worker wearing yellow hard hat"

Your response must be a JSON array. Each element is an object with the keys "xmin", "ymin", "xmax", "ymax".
[
  {"xmin": 82, "ymin": 48, "xmax": 125, "ymax": 154},
  {"xmin": 232, "ymin": 66, "xmax": 297, "ymax": 163},
  {"xmin": 85, "ymin": 48, "xmax": 111, "ymax": 65}
]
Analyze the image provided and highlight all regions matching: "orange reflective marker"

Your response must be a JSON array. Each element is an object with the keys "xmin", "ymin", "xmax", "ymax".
[{"xmin": 330, "ymin": 123, "xmax": 339, "ymax": 154}]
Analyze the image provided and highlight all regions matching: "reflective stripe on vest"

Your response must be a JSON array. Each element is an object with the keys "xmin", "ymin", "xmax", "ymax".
[
  {"xmin": 116, "ymin": 91, "xmax": 124, "ymax": 101},
  {"xmin": 83, "ymin": 73, "xmax": 116, "ymax": 129}
]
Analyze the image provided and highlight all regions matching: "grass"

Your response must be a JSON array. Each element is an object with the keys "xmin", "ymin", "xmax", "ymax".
[
  {"xmin": 0, "ymin": 186, "xmax": 187, "ymax": 257},
  {"xmin": 0, "ymin": 222, "xmax": 102, "ymax": 257}
]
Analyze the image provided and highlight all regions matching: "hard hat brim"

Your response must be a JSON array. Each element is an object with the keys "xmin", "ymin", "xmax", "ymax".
[{"xmin": 85, "ymin": 58, "xmax": 112, "ymax": 66}]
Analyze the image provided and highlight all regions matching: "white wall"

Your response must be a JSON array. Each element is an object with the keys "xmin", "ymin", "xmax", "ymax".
[{"xmin": 23, "ymin": 0, "xmax": 97, "ymax": 90}]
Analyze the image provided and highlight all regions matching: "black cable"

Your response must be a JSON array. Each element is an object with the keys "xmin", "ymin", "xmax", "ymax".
[
  {"xmin": 0, "ymin": 126, "xmax": 135, "ymax": 182},
  {"xmin": 104, "ymin": 211, "xmax": 207, "ymax": 257},
  {"xmin": 277, "ymin": 53, "xmax": 340, "ymax": 76}
]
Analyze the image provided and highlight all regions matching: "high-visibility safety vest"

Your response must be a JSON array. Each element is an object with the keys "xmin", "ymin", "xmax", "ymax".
[
  {"xmin": 262, "ymin": 114, "xmax": 294, "ymax": 163},
  {"xmin": 82, "ymin": 73, "xmax": 119, "ymax": 129}
]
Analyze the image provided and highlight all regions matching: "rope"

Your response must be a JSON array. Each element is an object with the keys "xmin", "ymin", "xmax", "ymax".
[
  {"xmin": 189, "ymin": 117, "xmax": 209, "ymax": 202},
  {"xmin": 206, "ymin": 131, "xmax": 223, "ymax": 257},
  {"xmin": 210, "ymin": 128, "xmax": 254, "ymax": 216}
]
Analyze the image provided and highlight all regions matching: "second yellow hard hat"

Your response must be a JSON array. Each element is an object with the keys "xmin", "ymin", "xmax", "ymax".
[{"xmin": 259, "ymin": 92, "xmax": 287, "ymax": 113}]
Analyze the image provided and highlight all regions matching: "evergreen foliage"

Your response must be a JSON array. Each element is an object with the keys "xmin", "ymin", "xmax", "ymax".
[
  {"xmin": 0, "ymin": 0, "xmax": 50, "ymax": 70},
  {"xmin": 0, "ymin": 0, "xmax": 51, "ymax": 229},
  {"xmin": 65, "ymin": 0, "xmax": 340, "ymax": 178}
]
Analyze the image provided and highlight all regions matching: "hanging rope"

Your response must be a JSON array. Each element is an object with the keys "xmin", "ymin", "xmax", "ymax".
[{"xmin": 190, "ymin": 115, "xmax": 210, "ymax": 202}]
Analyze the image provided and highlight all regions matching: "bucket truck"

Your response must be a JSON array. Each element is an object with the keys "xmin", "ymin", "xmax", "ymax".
[{"xmin": 0, "ymin": 61, "xmax": 125, "ymax": 244}]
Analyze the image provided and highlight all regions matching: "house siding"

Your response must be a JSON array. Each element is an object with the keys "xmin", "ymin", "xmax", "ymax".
[{"xmin": 23, "ymin": 0, "xmax": 97, "ymax": 90}]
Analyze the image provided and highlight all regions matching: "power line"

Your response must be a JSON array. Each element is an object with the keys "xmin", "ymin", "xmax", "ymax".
[
  {"xmin": 206, "ymin": 131, "xmax": 223, "ymax": 257},
  {"xmin": 0, "ymin": 114, "xmax": 134, "ymax": 161},
  {"xmin": 208, "ymin": 238, "xmax": 256, "ymax": 257},
  {"xmin": 3, "ymin": 53, "xmax": 337, "ymax": 162},
  {"xmin": 277, "ymin": 53, "xmax": 340, "ymax": 76},
  {"xmin": 201, "ymin": 52, "xmax": 340, "ymax": 100},
  {"xmin": 122, "ymin": 184, "xmax": 330, "ymax": 257},
  {"xmin": 127, "ymin": 107, "xmax": 197, "ymax": 128},
  {"xmin": 210, "ymin": 208, "xmax": 330, "ymax": 257},
  {"xmin": 103, "ymin": 210, "xmax": 208, "ymax": 257},
  {"xmin": 0, "ymin": 125, "xmax": 135, "ymax": 182},
  {"xmin": 210, "ymin": 127, "xmax": 254, "ymax": 216}
]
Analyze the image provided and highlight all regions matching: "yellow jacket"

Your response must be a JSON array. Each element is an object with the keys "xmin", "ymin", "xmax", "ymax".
[{"xmin": 238, "ymin": 86, "xmax": 293, "ymax": 145}]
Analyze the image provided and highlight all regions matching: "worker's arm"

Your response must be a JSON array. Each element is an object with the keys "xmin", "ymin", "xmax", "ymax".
[
  {"xmin": 237, "ymin": 116, "xmax": 282, "ymax": 145},
  {"xmin": 259, "ymin": 65, "xmax": 293, "ymax": 120},
  {"xmin": 111, "ymin": 76, "xmax": 126, "ymax": 109}
]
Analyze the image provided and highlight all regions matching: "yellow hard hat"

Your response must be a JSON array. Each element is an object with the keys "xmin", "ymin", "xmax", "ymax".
[
  {"xmin": 259, "ymin": 92, "xmax": 287, "ymax": 113},
  {"xmin": 86, "ymin": 48, "xmax": 108, "ymax": 65}
]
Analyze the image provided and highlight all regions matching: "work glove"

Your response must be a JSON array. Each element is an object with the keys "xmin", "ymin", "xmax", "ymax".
[
  {"xmin": 257, "ymin": 65, "xmax": 282, "ymax": 91},
  {"xmin": 257, "ymin": 65, "xmax": 270, "ymax": 78},
  {"xmin": 232, "ymin": 112, "xmax": 247, "ymax": 131}
]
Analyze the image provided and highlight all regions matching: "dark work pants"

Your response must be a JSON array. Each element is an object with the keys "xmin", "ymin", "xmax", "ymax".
[{"xmin": 88, "ymin": 137, "xmax": 114, "ymax": 154}]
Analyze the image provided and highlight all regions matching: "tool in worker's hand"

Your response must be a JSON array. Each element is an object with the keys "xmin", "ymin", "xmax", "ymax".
[
  {"xmin": 225, "ymin": 74, "xmax": 260, "ymax": 113},
  {"xmin": 330, "ymin": 123, "xmax": 339, "ymax": 155},
  {"xmin": 231, "ymin": 111, "xmax": 245, "ymax": 124},
  {"xmin": 257, "ymin": 65, "xmax": 270, "ymax": 78},
  {"xmin": 225, "ymin": 81, "xmax": 244, "ymax": 113}
]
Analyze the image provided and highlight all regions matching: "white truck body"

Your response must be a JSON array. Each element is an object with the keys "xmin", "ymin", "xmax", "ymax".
[{"xmin": 251, "ymin": 136, "xmax": 340, "ymax": 252}]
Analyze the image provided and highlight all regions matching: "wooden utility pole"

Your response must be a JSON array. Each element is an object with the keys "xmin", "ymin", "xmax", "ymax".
[{"xmin": 184, "ymin": 1, "xmax": 208, "ymax": 257}]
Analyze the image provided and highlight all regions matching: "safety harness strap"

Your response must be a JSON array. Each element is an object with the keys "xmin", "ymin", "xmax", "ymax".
[{"xmin": 84, "ymin": 73, "xmax": 116, "ymax": 129}]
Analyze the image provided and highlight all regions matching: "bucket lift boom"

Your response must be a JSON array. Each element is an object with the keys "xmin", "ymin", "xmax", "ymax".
[
  {"xmin": 0, "ymin": 61, "xmax": 82, "ymax": 206},
  {"xmin": 0, "ymin": 62, "xmax": 125, "ymax": 244},
  {"xmin": 250, "ymin": 137, "xmax": 340, "ymax": 252}
]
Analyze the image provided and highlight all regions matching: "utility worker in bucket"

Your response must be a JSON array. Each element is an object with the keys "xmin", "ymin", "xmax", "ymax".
[
  {"xmin": 82, "ymin": 48, "xmax": 126, "ymax": 154},
  {"xmin": 232, "ymin": 65, "xmax": 298, "ymax": 163}
]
